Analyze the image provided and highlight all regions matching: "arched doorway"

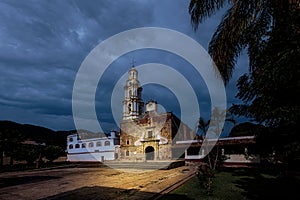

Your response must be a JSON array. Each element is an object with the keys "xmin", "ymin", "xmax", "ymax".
[{"xmin": 145, "ymin": 146, "xmax": 155, "ymax": 160}]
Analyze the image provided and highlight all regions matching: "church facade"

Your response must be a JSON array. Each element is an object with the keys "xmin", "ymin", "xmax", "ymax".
[
  {"xmin": 119, "ymin": 66, "xmax": 195, "ymax": 161},
  {"xmin": 65, "ymin": 66, "xmax": 259, "ymax": 166}
]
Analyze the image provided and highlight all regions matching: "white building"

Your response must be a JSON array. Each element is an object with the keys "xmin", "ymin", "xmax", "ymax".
[
  {"xmin": 176, "ymin": 136, "xmax": 260, "ymax": 166},
  {"xmin": 66, "ymin": 130, "xmax": 120, "ymax": 162}
]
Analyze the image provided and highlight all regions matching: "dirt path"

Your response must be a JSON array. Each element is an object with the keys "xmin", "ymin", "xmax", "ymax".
[{"xmin": 0, "ymin": 165, "xmax": 196, "ymax": 200}]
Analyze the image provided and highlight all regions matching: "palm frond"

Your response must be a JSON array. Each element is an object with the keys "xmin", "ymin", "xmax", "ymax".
[
  {"xmin": 209, "ymin": 0, "xmax": 268, "ymax": 83},
  {"xmin": 189, "ymin": 0, "xmax": 230, "ymax": 31},
  {"xmin": 198, "ymin": 117, "xmax": 210, "ymax": 135},
  {"xmin": 246, "ymin": 2, "xmax": 272, "ymax": 72}
]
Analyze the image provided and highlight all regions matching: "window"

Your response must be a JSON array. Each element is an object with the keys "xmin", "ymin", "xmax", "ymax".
[
  {"xmin": 128, "ymin": 104, "xmax": 131, "ymax": 113},
  {"xmin": 82, "ymin": 143, "xmax": 86, "ymax": 148},
  {"xmin": 148, "ymin": 131, "xmax": 153, "ymax": 138},
  {"xmin": 126, "ymin": 150, "xmax": 129, "ymax": 156},
  {"xmin": 96, "ymin": 141, "xmax": 102, "ymax": 147},
  {"xmin": 89, "ymin": 142, "xmax": 94, "ymax": 148},
  {"xmin": 75, "ymin": 144, "xmax": 80, "ymax": 148},
  {"xmin": 104, "ymin": 141, "xmax": 110, "ymax": 146},
  {"xmin": 69, "ymin": 144, "xmax": 73, "ymax": 149},
  {"xmin": 69, "ymin": 137, "xmax": 73, "ymax": 142},
  {"xmin": 126, "ymin": 140, "xmax": 130, "ymax": 145}
]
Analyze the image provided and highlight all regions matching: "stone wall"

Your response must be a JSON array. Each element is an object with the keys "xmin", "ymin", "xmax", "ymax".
[{"xmin": 120, "ymin": 112, "xmax": 194, "ymax": 161}]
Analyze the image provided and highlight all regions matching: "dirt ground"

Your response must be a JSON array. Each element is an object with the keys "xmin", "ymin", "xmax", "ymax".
[{"xmin": 0, "ymin": 165, "xmax": 196, "ymax": 200}]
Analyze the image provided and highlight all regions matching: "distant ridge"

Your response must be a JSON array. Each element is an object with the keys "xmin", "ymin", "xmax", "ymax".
[{"xmin": 0, "ymin": 120, "xmax": 75, "ymax": 148}]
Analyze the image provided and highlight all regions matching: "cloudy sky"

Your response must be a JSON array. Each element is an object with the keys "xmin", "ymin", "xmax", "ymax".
[{"xmin": 0, "ymin": 0, "xmax": 249, "ymax": 134}]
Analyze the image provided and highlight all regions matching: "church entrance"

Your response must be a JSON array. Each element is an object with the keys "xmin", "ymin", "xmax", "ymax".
[{"xmin": 145, "ymin": 146, "xmax": 155, "ymax": 160}]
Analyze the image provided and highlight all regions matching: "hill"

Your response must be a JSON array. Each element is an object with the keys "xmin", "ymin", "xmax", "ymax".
[{"xmin": 0, "ymin": 120, "xmax": 75, "ymax": 149}]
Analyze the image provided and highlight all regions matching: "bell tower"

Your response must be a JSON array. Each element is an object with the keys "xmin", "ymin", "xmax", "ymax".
[{"xmin": 122, "ymin": 65, "xmax": 144, "ymax": 120}]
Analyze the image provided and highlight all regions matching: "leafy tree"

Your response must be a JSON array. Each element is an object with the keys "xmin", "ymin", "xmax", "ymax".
[
  {"xmin": 43, "ymin": 145, "xmax": 64, "ymax": 163},
  {"xmin": 229, "ymin": 122, "xmax": 267, "ymax": 137},
  {"xmin": 11, "ymin": 144, "xmax": 40, "ymax": 165},
  {"xmin": 230, "ymin": 7, "xmax": 300, "ymax": 165},
  {"xmin": 0, "ymin": 129, "xmax": 25, "ymax": 166}
]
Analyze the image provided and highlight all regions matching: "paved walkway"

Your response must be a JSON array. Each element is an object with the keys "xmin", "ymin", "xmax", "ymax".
[{"xmin": 0, "ymin": 165, "xmax": 197, "ymax": 200}]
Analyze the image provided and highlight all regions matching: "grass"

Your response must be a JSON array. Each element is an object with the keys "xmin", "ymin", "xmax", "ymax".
[{"xmin": 162, "ymin": 167, "xmax": 300, "ymax": 200}]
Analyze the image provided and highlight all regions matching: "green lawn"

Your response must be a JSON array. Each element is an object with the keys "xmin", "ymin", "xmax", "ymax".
[{"xmin": 161, "ymin": 167, "xmax": 300, "ymax": 200}]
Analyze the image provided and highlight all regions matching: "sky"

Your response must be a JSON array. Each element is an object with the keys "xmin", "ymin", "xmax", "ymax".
[{"xmin": 0, "ymin": 0, "xmax": 249, "ymax": 134}]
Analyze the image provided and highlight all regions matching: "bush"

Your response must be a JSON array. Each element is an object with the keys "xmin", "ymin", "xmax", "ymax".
[{"xmin": 43, "ymin": 145, "xmax": 64, "ymax": 163}]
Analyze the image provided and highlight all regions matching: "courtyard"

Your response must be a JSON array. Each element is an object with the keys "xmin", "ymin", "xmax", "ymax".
[{"xmin": 0, "ymin": 165, "xmax": 196, "ymax": 200}]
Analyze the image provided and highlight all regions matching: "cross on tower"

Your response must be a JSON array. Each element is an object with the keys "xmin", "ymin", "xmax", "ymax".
[{"xmin": 130, "ymin": 58, "xmax": 136, "ymax": 67}]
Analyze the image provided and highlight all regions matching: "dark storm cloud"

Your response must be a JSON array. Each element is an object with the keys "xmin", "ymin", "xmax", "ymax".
[
  {"xmin": 0, "ymin": 0, "xmax": 155, "ymax": 69},
  {"xmin": 0, "ymin": 0, "xmax": 156, "ymax": 130},
  {"xmin": 0, "ymin": 0, "xmax": 242, "ymax": 132}
]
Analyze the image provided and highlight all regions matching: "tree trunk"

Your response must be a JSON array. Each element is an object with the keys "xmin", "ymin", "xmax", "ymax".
[
  {"xmin": 0, "ymin": 149, "xmax": 3, "ymax": 167},
  {"xmin": 213, "ymin": 146, "xmax": 219, "ymax": 170},
  {"xmin": 9, "ymin": 156, "xmax": 13, "ymax": 166}
]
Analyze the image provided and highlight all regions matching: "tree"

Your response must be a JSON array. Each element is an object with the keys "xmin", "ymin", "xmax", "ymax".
[
  {"xmin": 43, "ymin": 145, "xmax": 64, "ymax": 163},
  {"xmin": 230, "ymin": 7, "xmax": 300, "ymax": 165},
  {"xmin": 229, "ymin": 122, "xmax": 266, "ymax": 137},
  {"xmin": 11, "ymin": 144, "xmax": 40, "ymax": 165},
  {"xmin": 0, "ymin": 129, "xmax": 25, "ymax": 166},
  {"xmin": 189, "ymin": 0, "xmax": 299, "ymax": 83},
  {"xmin": 196, "ymin": 108, "xmax": 235, "ymax": 195},
  {"xmin": 189, "ymin": 0, "xmax": 300, "ymax": 165},
  {"xmin": 201, "ymin": 108, "xmax": 235, "ymax": 169},
  {"xmin": 197, "ymin": 117, "xmax": 210, "ymax": 139}
]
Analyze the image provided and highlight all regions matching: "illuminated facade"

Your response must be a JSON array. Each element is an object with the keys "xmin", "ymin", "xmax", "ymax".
[
  {"xmin": 66, "ymin": 130, "xmax": 120, "ymax": 162},
  {"xmin": 120, "ymin": 66, "xmax": 194, "ymax": 161}
]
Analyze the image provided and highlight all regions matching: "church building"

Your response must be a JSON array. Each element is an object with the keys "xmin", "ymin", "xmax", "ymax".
[{"xmin": 119, "ymin": 66, "xmax": 195, "ymax": 161}]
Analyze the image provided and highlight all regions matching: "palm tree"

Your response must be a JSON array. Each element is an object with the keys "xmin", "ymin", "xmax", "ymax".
[
  {"xmin": 196, "ymin": 109, "xmax": 236, "ymax": 194},
  {"xmin": 198, "ymin": 108, "xmax": 236, "ymax": 167},
  {"xmin": 189, "ymin": 0, "xmax": 299, "ymax": 83},
  {"xmin": 189, "ymin": 0, "xmax": 300, "ymax": 168},
  {"xmin": 197, "ymin": 117, "xmax": 210, "ymax": 139}
]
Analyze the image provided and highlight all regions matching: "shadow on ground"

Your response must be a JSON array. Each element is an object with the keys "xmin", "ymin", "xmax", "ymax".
[
  {"xmin": 229, "ymin": 167, "xmax": 300, "ymax": 199},
  {"xmin": 39, "ymin": 185, "xmax": 193, "ymax": 200},
  {"xmin": 0, "ymin": 176, "xmax": 61, "ymax": 188}
]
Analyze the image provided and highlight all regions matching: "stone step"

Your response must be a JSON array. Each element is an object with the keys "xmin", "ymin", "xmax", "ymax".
[
  {"xmin": 103, "ymin": 160, "xmax": 185, "ymax": 170},
  {"xmin": 75, "ymin": 160, "xmax": 185, "ymax": 170}
]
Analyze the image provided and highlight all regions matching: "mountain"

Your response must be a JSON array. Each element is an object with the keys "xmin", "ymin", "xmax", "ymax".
[{"xmin": 0, "ymin": 120, "xmax": 75, "ymax": 149}]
